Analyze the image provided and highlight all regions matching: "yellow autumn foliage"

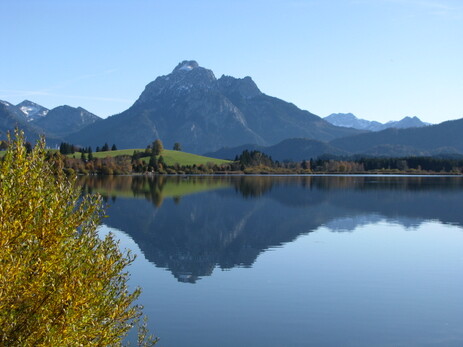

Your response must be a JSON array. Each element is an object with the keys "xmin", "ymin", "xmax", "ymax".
[{"xmin": 0, "ymin": 132, "xmax": 156, "ymax": 346}]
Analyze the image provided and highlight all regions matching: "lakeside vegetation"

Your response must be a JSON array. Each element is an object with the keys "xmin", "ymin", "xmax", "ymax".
[
  {"xmin": 2, "ymin": 139, "xmax": 463, "ymax": 176},
  {"xmin": 0, "ymin": 133, "xmax": 156, "ymax": 346}
]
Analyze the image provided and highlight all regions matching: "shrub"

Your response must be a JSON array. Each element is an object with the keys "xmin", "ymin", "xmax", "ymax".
[{"xmin": 0, "ymin": 132, "xmax": 156, "ymax": 346}]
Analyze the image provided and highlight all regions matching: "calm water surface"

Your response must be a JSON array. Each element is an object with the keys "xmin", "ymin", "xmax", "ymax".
[{"xmin": 80, "ymin": 175, "xmax": 463, "ymax": 347}]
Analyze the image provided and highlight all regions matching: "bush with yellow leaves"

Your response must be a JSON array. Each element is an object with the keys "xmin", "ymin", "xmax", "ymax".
[{"xmin": 0, "ymin": 132, "xmax": 156, "ymax": 346}]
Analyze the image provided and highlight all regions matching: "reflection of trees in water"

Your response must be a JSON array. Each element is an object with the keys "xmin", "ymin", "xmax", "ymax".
[
  {"xmin": 79, "ymin": 175, "xmax": 174, "ymax": 207},
  {"xmin": 82, "ymin": 175, "xmax": 463, "ymax": 283},
  {"xmin": 233, "ymin": 176, "xmax": 276, "ymax": 198},
  {"xmin": 81, "ymin": 175, "xmax": 233, "ymax": 207},
  {"xmin": 80, "ymin": 175, "xmax": 463, "ymax": 204},
  {"xmin": 233, "ymin": 175, "xmax": 463, "ymax": 197}
]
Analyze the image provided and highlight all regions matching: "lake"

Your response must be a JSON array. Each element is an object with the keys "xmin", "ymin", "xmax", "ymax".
[{"xmin": 79, "ymin": 175, "xmax": 463, "ymax": 347}]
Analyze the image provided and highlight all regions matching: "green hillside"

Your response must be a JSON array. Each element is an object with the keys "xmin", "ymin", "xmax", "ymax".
[
  {"xmin": 157, "ymin": 150, "xmax": 231, "ymax": 166},
  {"xmin": 72, "ymin": 149, "xmax": 231, "ymax": 166}
]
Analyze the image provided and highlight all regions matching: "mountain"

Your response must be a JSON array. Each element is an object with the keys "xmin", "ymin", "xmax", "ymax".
[
  {"xmin": 0, "ymin": 100, "xmax": 100, "ymax": 143},
  {"xmin": 325, "ymin": 113, "xmax": 430, "ymax": 131},
  {"xmin": 16, "ymin": 100, "xmax": 49, "ymax": 122},
  {"xmin": 0, "ymin": 100, "xmax": 28, "ymax": 123},
  {"xmin": 67, "ymin": 60, "xmax": 363, "ymax": 153},
  {"xmin": 208, "ymin": 117, "xmax": 463, "ymax": 159},
  {"xmin": 330, "ymin": 118, "xmax": 463, "ymax": 155},
  {"xmin": 324, "ymin": 113, "xmax": 383, "ymax": 131},
  {"xmin": 32, "ymin": 105, "xmax": 102, "ymax": 137},
  {"xmin": 0, "ymin": 101, "xmax": 45, "ymax": 143},
  {"xmin": 385, "ymin": 116, "xmax": 430, "ymax": 129},
  {"xmin": 205, "ymin": 138, "xmax": 347, "ymax": 161}
]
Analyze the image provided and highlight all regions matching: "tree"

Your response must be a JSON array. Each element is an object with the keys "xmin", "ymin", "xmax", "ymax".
[
  {"xmin": 102, "ymin": 143, "xmax": 110, "ymax": 152},
  {"xmin": 158, "ymin": 155, "xmax": 166, "ymax": 168},
  {"xmin": 0, "ymin": 132, "xmax": 157, "ymax": 346},
  {"xmin": 59, "ymin": 142, "xmax": 75, "ymax": 155},
  {"xmin": 152, "ymin": 139, "xmax": 163, "ymax": 156},
  {"xmin": 173, "ymin": 142, "xmax": 181, "ymax": 151},
  {"xmin": 111, "ymin": 144, "xmax": 117, "ymax": 151},
  {"xmin": 237, "ymin": 150, "xmax": 274, "ymax": 168},
  {"xmin": 148, "ymin": 153, "xmax": 157, "ymax": 171}
]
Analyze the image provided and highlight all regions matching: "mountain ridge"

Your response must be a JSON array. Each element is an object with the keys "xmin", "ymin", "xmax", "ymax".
[
  {"xmin": 325, "ymin": 113, "xmax": 430, "ymax": 131},
  {"xmin": 32, "ymin": 105, "xmax": 101, "ymax": 137},
  {"xmin": 207, "ymin": 118, "xmax": 463, "ymax": 160},
  {"xmin": 66, "ymin": 60, "xmax": 364, "ymax": 153}
]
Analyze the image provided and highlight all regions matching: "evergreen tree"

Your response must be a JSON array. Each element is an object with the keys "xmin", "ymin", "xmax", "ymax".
[
  {"xmin": 111, "ymin": 144, "xmax": 117, "ymax": 151},
  {"xmin": 148, "ymin": 152, "xmax": 157, "ymax": 170},
  {"xmin": 173, "ymin": 142, "xmax": 181, "ymax": 151}
]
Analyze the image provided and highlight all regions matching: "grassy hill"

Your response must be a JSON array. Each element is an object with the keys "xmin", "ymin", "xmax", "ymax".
[
  {"xmin": 74, "ymin": 149, "xmax": 231, "ymax": 166},
  {"xmin": 1, "ymin": 148, "xmax": 230, "ymax": 167}
]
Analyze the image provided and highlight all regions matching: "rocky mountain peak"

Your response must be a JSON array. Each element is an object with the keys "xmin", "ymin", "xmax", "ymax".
[
  {"xmin": 218, "ymin": 75, "xmax": 262, "ymax": 99},
  {"xmin": 136, "ymin": 60, "xmax": 217, "ymax": 104},
  {"xmin": 172, "ymin": 60, "xmax": 200, "ymax": 73},
  {"xmin": 16, "ymin": 100, "xmax": 49, "ymax": 121}
]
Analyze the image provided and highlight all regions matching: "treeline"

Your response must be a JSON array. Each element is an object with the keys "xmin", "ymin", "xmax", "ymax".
[
  {"xmin": 61, "ymin": 150, "xmax": 463, "ymax": 175},
  {"xmin": 50, "ymin": 139, "xmax": 233, "ymax": 175},
  {"xmin": 4, "ymin": 139, "xmax": 462, "ymax": 175},
  {"xmin": 235, "ymin": 150, "xmax": 463, "ymax": 174},
  {"xmin": 59, "ymin": 142, "xmax": 117, "ymax": 155},
  {"xmin": 308, "ymin": 156, "xmax": 463, "ymax": 174},
  {"xmin": 357, "ymin": 156, "xmax": 463, "ymax": 173}
]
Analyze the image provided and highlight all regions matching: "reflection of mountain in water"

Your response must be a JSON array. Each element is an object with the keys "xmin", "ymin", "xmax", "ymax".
[
  {"xmin": 323, "ymin": 215, "xmax": 425, "ymax": 232},
  {"xmin": 80, "ymin": 176, "xmax": 463, "ymax": 283}
]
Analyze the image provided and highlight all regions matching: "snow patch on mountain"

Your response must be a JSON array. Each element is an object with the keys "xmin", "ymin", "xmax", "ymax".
[{"xmin": 16, "ymin": 100, "xmax": 49, "ymax": 122}]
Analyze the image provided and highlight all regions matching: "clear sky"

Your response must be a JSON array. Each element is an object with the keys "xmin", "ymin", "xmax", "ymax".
[{"xmin": 1, "ymin": 0, "xmax": 462, "ymax": 124}]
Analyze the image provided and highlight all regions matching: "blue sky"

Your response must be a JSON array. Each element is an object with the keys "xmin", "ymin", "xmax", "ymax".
[{"xmin": 1, "ymin": 0, "xmax": 462, "ymax": 123}]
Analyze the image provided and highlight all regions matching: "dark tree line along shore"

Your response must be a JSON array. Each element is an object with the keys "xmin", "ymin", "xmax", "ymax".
[
  {"xmin": 60, "ymin": 149, "xmax": 463, "ymax": 175},
  {"xmin": 2, "ymin": 140, "xmax": 463, "ymax": 175}
]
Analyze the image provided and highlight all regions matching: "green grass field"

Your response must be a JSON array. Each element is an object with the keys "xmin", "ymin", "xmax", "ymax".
[
  {"xmin": 2, "ymin": 147, "xmax": 231, "ymax": 166},
  {"xmin": 157, "ymin": 150, "xmax": 231, "ymax": 166},
  {"xmin": 78, "ymin": 149, "xmax": 231, "ymax": 166},
  {"xmin": 95, "ymin": 149, "xmax": 141, "ymax": 158}
]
